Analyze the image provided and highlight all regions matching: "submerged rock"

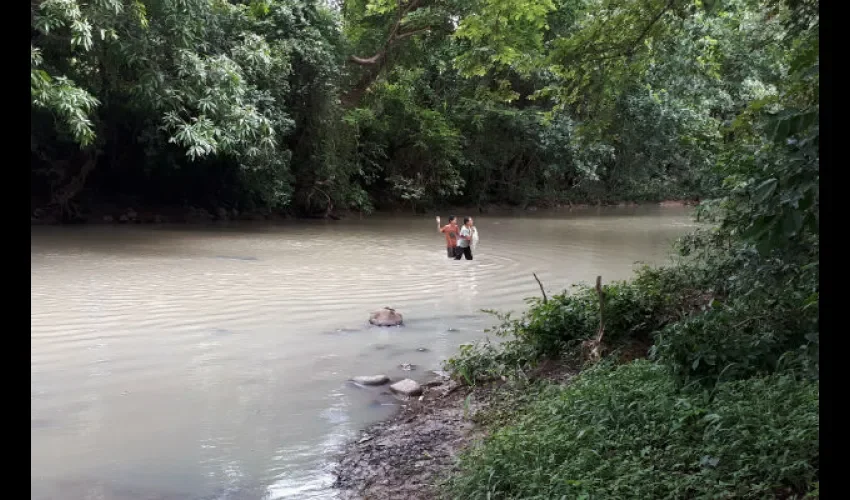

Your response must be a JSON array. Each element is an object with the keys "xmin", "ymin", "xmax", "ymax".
[
  {"xmin": 369, "ymin": 307, "xmax": 404, "ymax": 327},
  {"xmin": 353, "ymin": 375, "xmax": 390, "ymax": 386},
  {"xmin": 390, "ymin": 379, "xmax": 422, "ymax": 397}
]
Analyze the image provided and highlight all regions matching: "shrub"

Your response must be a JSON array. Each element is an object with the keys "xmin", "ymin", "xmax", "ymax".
[
  {"xmin": 651, "ymin": 300, "xmax": 817, "ymax": 386},
  {"xmin": 651, "ymin": 244, "xmax": 819, "ymax": 386},
  {"xmin": 444, "ymin": 361, "xmax": 819, "ymax": 499},
  {"xmin": 443, "ymin": 338, "xmax": 537, "ymax": 385},
  {"xmin": 443, "ymin": 266, "xmax": 695, "ymax": 383}
]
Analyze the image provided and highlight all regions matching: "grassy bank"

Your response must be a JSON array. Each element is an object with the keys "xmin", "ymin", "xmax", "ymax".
[
  {"xmin": 438, "ymin": 224, "xmax": 819, "ymax": 499},
  {"xmin": 446, "ymin": 361, "xmax": 817, "ymax": 499}
]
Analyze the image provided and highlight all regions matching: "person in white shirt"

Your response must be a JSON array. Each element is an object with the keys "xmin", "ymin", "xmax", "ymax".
[{"xmin": 455, "ymin": 216, "xmax": 475, "ymax": 260}]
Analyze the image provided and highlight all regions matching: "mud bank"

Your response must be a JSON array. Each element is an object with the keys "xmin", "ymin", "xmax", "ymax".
[
  {"xmin": 333, "ymin": 361, "xmax": 581, "ymax": 500},
  {"xmin": 30, "ymin": 199, "xmax": 697, "ymax": 225},
  {"xmin": 333, "ymin": 375, "xmax": 475, "ymax": 500}
]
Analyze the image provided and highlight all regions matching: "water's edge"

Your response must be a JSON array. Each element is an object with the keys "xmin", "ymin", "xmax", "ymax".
[
  {"xmin": 31, "ymin": 200, "xmax": 699, "ymax": 225},
  {"xmin": 332, "ymin": 358, "xmax": 581, "ymax": 500},
  {"xmin": 32, "ymin": 209, "xmax": 695, "ymax": 499}
]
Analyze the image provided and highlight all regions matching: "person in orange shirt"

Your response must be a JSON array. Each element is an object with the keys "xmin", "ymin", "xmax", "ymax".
[{"xmin": 436, "ymin": 215, "xmax": 460, "ymax": 258}]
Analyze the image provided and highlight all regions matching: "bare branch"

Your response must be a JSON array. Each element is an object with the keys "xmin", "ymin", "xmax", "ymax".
[
  {"xmin": 349, "ymin": 51, "xmax": 387, "ymax": 66},
  {"xmin": 533, "ymin": 273, "xmax": 548, "ymax": 304},
  {"xmin": 343, "ymin": 0, "xmax": 429, "ymax": 104},
  {"xmin": 595, "ymin": 275, "xmax": 605, "ymax": 343},
  {"xmin": 396, "ymin": 27, "xmax": 431, "ymax": 40},
  {"xmin": 346, "ymin": 27, "xmax": 429, "ymax": 66}
]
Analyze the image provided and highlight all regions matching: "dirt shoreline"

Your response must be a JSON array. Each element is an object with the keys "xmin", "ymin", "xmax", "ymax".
[
  {"xmin": 333, "ymin": 375, "xmax": 475, "ymax": 500},
  {"xmin": 30, "ymin": 199, "xmax": 698, "ymax": 225},
  {"xmin": 332, "ymin": 362, "xmax": 580, "ymax": 500}
]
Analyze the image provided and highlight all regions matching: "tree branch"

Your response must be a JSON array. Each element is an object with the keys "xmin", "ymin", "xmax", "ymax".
[
  {"xmin": 396, "ymin": 27, "xmax": 431, "ymax": 40},
  {"xmin": 342, "ymin": 0, "xmax": 429, "ymax": 105},
  {"xmin": 533, "ymin": 273, "xmax": 548, "ymax": 304},
  {"xmin": 349, "ymin": 0, "xmax": 424, "ymax": 66},
  {"xmin": 349, "ymin": 51, "xmax": 387, "ymax": 66},
  {"xmin": 632, "ymin": 0, "xmax": 679, "ymax": 49},
  {"xmin": 559, "ymin": 0, "xmax": 679, "ymax": 67},
  {"xmin": 595, "ymin": 275, "xmax": 606, "ymax": 343},
  {"xmin": 346, "ymin": 27, "xmax": 429, "ymax": 66}
]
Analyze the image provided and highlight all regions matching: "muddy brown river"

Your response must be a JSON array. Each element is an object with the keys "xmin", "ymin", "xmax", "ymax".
[{"xmin": 31, "ymin": 207, "xmax": 695, "ymax": 499}]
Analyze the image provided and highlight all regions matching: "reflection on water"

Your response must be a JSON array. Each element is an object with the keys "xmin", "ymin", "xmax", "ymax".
[{"xmin": 31, "ymin": 207, "xmax": 695, "ymax": 499}]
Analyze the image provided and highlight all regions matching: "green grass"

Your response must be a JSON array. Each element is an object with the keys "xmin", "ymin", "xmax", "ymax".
[{"xmin": 443, "ymin": 361, "xmax": 818, "ymax": 499}]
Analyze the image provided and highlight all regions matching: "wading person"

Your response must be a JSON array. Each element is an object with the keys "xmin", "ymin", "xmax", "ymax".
[
  {"xmin": 455, "ymin": 216, "xmax": 475, "ymax": 260},
  {"xmin": 437, "ymin": 215, "xmax": 460, "ymax": 258}
]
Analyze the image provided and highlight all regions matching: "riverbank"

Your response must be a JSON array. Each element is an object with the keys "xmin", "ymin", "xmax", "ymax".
[
  {"xmin": 32, "ymin": 210, "xmax": 695, "ymax": 499},
  {"xmin": 332, "ymin": 245, "xmax": 818, "ymax": 499},
  {"xmin": 333, "ymin": 357, "xmax": 586, "ymax": 500},
  {"xmin": 30, "ymin": 199, "xmax": 699, "ymax": 225}
]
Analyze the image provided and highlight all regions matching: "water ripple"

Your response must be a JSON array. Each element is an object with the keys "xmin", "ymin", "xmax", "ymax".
[{"xmin": 31, "ymin": 208, "xmax": 695, "ymax": 500}]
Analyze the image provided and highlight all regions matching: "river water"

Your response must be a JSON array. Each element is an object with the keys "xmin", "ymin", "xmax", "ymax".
[{"xmin": 31, "ymin": 207, "xmax": 695, "ymax": 499}]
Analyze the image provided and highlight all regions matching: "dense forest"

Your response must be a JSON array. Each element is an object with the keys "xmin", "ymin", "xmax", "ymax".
[
  {"xmin": 33, "ymin": 0, "xmax": 819, "ymax": 496},
  {"xmin": 30, "ymin": 0, "xmax": 809, "ymax": 221}
]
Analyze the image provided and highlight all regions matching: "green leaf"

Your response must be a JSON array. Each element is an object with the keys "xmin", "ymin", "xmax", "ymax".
[
  {"xmin": 743, "ymin": 215, "xmax": 776, "ymax": 242},
  {"xmin": 781, "ymin": 209, "xmax": 803, "ymax": 237},
  {"xmin": 753, "ymin": 178, "xmax": 778, "ymax": 204}
]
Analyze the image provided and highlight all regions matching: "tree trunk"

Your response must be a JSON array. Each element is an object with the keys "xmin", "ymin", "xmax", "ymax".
[{"xmin": 340, "ymin": 0, "xmax": 432, "ymax": 108}]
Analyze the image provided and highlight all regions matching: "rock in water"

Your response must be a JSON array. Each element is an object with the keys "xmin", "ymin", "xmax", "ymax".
[
  {"xmin": 369, "ymin": 307, "xmax": 404, "ymax": 327},
  {"xmin": 352, "ymin": 375, "xmax": 390, "ymax": 386},
  {"xmin": 389, "ymin": 379, "xmax": 422, "ymax": 397}
]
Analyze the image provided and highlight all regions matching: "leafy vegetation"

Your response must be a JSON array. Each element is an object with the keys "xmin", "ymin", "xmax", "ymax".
[
  {"xmin": 32, "ymin": 0, "xmax": 819, "ymax": 496},
  {"xmin": 444, "ymin": 265, "xmax": 697, "ymax": 382},
  {"xmin": 446, "ymin": 362, "xmax": 818, "ymax": 499},
  {"xmin": 437, "ymin": 0, "xmax": 818, "ymax": 497},
  {"xmin": 32, "ymin": 0, "xmax": 757, "ymax": 220},
  {"xmin": 32, "ymin": 0, "xmax": 343, "ymax": 218}
]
